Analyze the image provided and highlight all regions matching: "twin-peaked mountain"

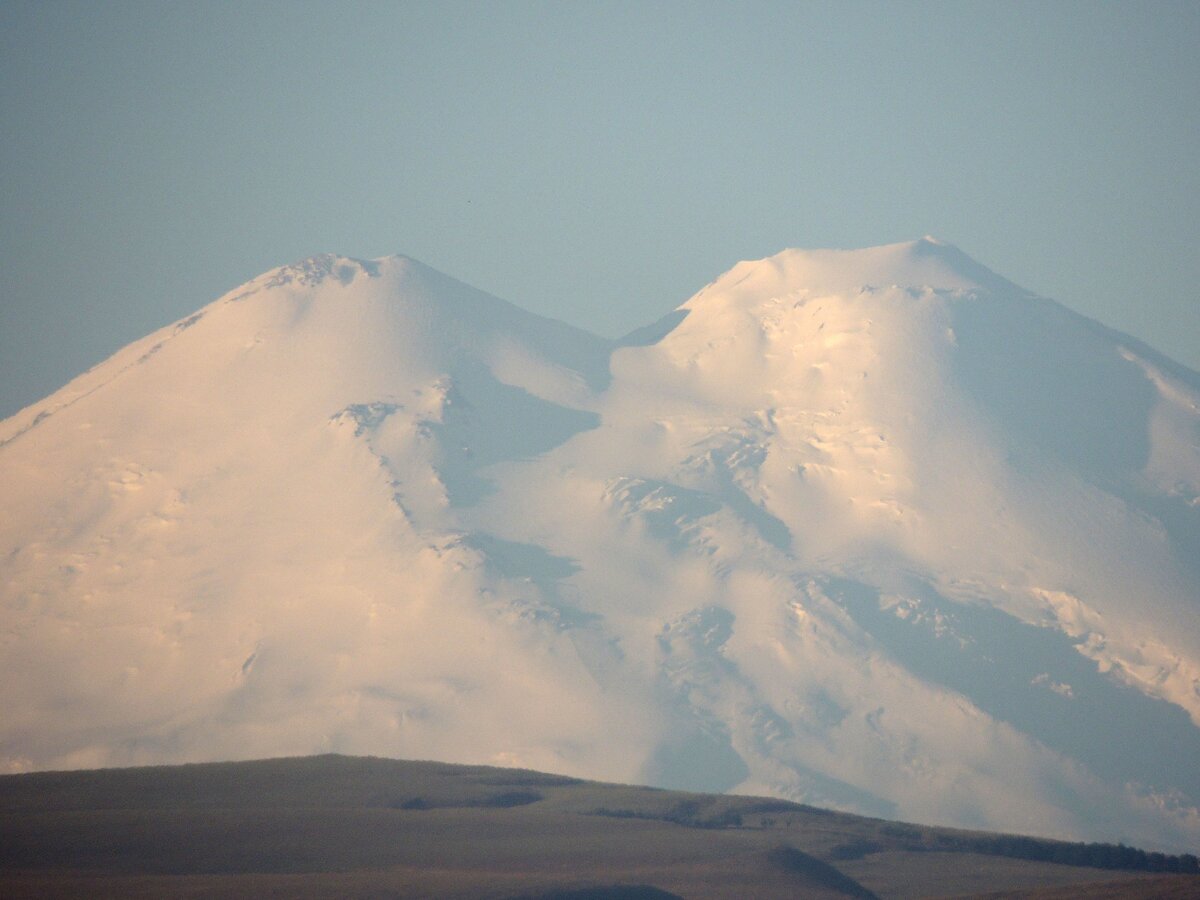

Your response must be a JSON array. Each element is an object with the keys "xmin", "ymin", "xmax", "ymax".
[{"xmin": 3, "ymin": 239, "xmax": 1199, "ymax": 851}]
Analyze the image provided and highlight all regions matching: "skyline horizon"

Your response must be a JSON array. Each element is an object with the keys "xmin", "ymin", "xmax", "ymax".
[{"xmin": 3, "ymin": 2, "xmax": 1199, "ymax": 420}]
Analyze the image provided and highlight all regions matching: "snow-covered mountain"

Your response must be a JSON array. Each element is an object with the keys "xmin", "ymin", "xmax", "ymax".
[{"xmin": 3, "ymin": 240, "xmax": 1199, "ymax": 851}]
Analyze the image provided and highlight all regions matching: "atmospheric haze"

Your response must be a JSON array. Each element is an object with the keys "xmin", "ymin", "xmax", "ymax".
[{"xmin": 2, "ymin": 239, "xmax": 1199, "ymax": 853}]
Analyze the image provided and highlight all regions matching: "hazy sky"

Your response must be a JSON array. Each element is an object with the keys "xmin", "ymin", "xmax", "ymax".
[{"xmin": 2, "ymin": 1, "xmax": 1198, "ymax": 418}]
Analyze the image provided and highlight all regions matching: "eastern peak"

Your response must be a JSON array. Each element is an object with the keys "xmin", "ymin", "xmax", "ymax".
[{"xmin": 696, "ymin": 238, "xmax": 1022, "ymax": 303}]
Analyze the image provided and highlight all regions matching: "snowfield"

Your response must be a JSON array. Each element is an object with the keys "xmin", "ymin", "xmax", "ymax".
[{"xmin": 2, "ymin": 239, "xmax": 1199, "ymax": 851}]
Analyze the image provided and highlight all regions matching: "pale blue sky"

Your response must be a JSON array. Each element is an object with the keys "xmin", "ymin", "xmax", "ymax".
[{"xmin": 2, "ymin": 1, "xmax": 1198, "ymax": 417}]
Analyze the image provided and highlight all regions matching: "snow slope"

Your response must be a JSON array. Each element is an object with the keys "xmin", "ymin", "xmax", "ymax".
[{"xmin": 2, "ymin": 240, "xmax": 1199, "ymax": 851}]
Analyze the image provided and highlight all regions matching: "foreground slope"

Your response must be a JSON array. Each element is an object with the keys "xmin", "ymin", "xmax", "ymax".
[
  {"xmin": 2, "ymin": 755, "xmax": 1196, "ymax": 900},
  {"xmin": 1, "ymin": 241, "xmax": 1198, "ymax": 851}
]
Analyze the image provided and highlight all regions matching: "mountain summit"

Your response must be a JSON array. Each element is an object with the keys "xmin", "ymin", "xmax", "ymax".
[
  {"xmin": 690, "ymin": 236, "xmax": 1019, "ymax": 298},
  {"xmin": 2, "ymin": 242, "xmax": 1198, "ymax": 851}
]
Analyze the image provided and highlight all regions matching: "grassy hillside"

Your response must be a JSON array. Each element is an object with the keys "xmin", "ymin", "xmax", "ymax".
[{"xmin": 1, "ymin": 755, "xmax": 1195, "ymax": 899}]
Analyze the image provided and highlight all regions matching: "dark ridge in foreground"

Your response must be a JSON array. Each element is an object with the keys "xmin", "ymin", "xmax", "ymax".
[{"xmin": 1, "ymin": 755, "xmax": 1195, "ymax": 899}]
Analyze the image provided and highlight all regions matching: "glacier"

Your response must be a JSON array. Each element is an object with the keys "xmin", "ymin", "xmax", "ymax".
[{"xmin": 2, "ymin": 239, "xmax": 1198, "ymax": 851}]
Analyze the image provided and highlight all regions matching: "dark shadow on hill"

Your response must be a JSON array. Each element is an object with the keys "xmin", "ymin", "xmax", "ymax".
[
  {"xmin": 506, "ymin": 887, "xmax": 684, "ymax": 900},
  {"xmin": 391, "ymin": 788, "xmax": 543, "ymax": 810},
  {"xmin": 767, "ymin": 844, "xmax": 878, "ymax": 898}
]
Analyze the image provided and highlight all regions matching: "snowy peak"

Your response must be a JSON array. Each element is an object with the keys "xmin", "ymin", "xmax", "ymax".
[
  {"xmin": 219, "ymin": 252, "xmax": 554, "ymax": 347},
  {"xmin": 0, "ymin": 253, "xmax": 611, "ymax": 449},
  {"xmin": 691, "ymin": 237, "xmax": 1020, "ymax": 310},
  {"xmin": 3, "ymin": 243, "xmax": 1200, "ymax": 854},
  {"xmin": 227, "ymin": 252, "xmax": 385, "ymax": 296},
  {"xmin": 635, "ymin": 238, "xmax": 1027, "ymax": 406},
  {"xmin": 615, "ymin": 238, "xmax": 1007, "ymax": 412}
]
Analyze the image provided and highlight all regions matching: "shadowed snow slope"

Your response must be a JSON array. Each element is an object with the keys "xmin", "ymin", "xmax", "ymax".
[{"xmin": 2, "ymin": 240, "xmax": 1199, "ymax": 852}]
